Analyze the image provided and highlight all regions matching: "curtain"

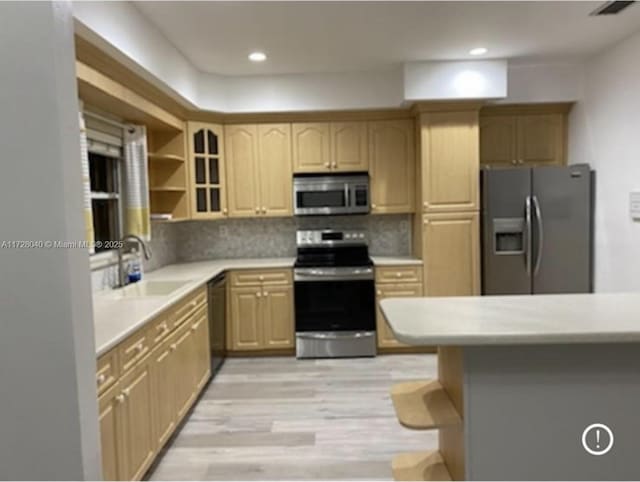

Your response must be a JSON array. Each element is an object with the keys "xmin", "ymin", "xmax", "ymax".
[
  {"xmin": 79, "ymin": 112, "xmax": 95, "ymax": 254},
  {"xmin": 123, "ymin": 125, "xmax": 151, "ymax": 241}
]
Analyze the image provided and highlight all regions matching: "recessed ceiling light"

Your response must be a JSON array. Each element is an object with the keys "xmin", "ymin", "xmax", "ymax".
[
  {"xmin": 248, "ymin": 51, "xmax": 267, "ymax": 62},
  {"xmin": 469, "ymin": 47, "xmax": 488, "ymax": 56}
]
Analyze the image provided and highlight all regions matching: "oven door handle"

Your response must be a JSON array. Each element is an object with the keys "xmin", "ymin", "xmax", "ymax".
[
  {"xmin": 294, "ymin": 267, "xmax": 374, "ymax": 282},
  {"xmin": 297, "ymin": 331, "xmax": 374, "ymax": 341}
]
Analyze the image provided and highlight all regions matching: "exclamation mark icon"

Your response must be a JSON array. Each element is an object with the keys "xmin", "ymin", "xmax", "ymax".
[{"xmin": 596, "ymin": 428, "xmax": 601, "ymax": 449}]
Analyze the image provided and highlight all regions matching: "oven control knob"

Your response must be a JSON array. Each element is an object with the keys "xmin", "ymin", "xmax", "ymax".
[{"xmin": 358, "ymin": 233, "xmax": 364, "ymax": 239}]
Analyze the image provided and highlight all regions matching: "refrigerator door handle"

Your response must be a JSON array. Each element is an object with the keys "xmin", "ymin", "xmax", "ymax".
[
  {"xmin": 533, "ymin": 195, "xmax": 544, "ymax": 276},
  {"xmin": 525, "ymin": 196, "xmax": 533, "ymax": 276}
]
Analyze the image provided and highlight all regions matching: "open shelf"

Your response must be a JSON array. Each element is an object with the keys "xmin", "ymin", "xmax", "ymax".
[
  {"xmin": 149, "ymin": 186, "xmax": 186, "ymax": 192},
  {"xmin": 392, "ymin": 451, "xmax": 452, "ymax": 481},
  {"xmin": 390, "ymin": 380, "xmax": 461, "ymax": 430},
  {"xmin": 148, "ymin": 153, "xmax": 185, "ymax": 163}
]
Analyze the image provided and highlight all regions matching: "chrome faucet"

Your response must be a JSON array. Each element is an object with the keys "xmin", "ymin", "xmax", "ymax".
[{"xmin": 116, "ymin": 234, "xmax": 152, "ymax": 288}]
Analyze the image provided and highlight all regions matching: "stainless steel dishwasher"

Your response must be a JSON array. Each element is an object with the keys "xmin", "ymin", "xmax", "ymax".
[{"xmin": 207, "ymin": 273, "xmax": 226, "ymax": 374}]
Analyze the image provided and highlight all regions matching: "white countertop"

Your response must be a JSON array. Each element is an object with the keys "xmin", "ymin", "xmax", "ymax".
[
  {"xmin": 381, "ymin": 293, "xmax": 640, "ymax": 346},
  {"xmin": 93, "ymin": 255, "xmax": 422, "ymax": 357},
  {"xmin": 93, "ymin": 258, "xmax": 294, "ymax": 356},
  {"xmin": 371, "ymin": 256, "xmax": 423, "ymax": 266}
]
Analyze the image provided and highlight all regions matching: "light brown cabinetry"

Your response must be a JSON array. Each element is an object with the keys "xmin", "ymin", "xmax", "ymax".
[
  {"xmin": 292, "ymin": 123, "xmax": 331, "ymax": 172},
  {"xmin": 225, "ymin": 124, "xmax": 293, "ymax": 217},
  {"xmin": 293, "ymin": 121, "xmax": 369, "ymax": 173},
  {"xmin": 96, "ymin": 287, "xmax": 210, "ymax": 481},
  {"xmin": 228, "ymin": 269, "xmax": 295, "ymax": 351},
  {"xmin": 419, "ymin": 111, "xmax": 479, "ymax": 213},
  {"xmin": 480, "ymin": 105, "xmax": 570, "ymax": 167},
  {"xmin": 375, "ymin": 265, "xmax": 423, "ymax": 349},
  {"xmin": 187, "ymin": 122, "xmax": 227, "ymax": 219},
  {"xmin": 331, "ymin": 122, "xmax": 369, "ymax": 171},
  {"xmin": 422, "ymin": 212, "xmax": 480, "ymax": 297},
  {"xmin": 369, "ymin": 119, "xmax": 415, "ymax": 214}
]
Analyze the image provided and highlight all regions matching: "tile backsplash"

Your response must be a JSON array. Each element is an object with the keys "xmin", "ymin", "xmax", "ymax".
[
  {"xmin": 174, "ymin": 214, "xmax": 412, "ymax": 262},
  {"xmin": 93, "ymin": 214, "xmax": 412, "ymax": 290}
]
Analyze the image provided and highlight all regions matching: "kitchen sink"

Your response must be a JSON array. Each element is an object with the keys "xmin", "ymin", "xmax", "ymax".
[{"xmin": 108, "ymin": 280, "xmax": 191, "ymax": 299}]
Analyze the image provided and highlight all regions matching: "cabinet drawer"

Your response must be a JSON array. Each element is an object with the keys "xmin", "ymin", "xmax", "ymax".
[
  {"xmin": 375, "ymin": 266, "xmax": 423, "ymax": 284},
  {"xmin": 149, "ymin": 314, "xmax": 172, "ymax": 347},
  {"xmin": 96, "ymin": 348, "xmax": 119, "ymax": 395},
  {"xmin": 230, "ymin": 269, "xmax": 292, "ymax": 287},
  {"xmin": 119, "ymin": 328, "xmax": 151, "ymax": 374},
  {"xmin": 171, "ymin": 287, "xmax": 207, "ymax": 329}
]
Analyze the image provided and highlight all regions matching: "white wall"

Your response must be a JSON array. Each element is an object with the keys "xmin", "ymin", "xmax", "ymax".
[
  {"xmin": 568, "ymin": 30, "xmax": 640, "ymax": 292},
  {"xmin": 404, "ymin": 60, "xmax": 507, "ymax": 100},
  {"xmin": 502, "ymin": 61, "xmax": 583, "ymax": 103},
  {"xmin": 0, "ymin": 1, "xmax": 100, "ymax": 478}
]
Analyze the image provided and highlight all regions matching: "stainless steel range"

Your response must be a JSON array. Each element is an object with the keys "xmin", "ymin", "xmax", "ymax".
[{"xmin": 294, "ymin": 229, "xmax": 376, "ymax": 358}]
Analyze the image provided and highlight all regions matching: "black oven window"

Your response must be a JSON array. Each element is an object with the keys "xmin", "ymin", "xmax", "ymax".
[{"xmin": 297, "ymin": 190, "xmax": 345, "ymax": 208}]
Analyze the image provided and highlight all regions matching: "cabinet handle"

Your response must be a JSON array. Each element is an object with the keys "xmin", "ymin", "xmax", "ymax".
[
  {"xmin": 255, "ymin": 207, "xmax": 260, "ymax": 213},
  {"xmin": 332, "ymin": 162, "xmax": 338, "ymax": 168},
  {"xmin": 223, "ymin": 208, "xmax": 228, "ymax": 215},
  {"xmin": 191, "ymin": 324, "xmax": 197, "ymax": 332},
  {"xmin": 262, "ymin": 207, "xmax": 267, "ymax": 214},
  {"xmin": 259, "ymin": 275, "xmax": 264, "ymax": 281},
  {"xmin": 136, "ymin": 343, "xmax": 144, "ymax": 353},
  {"xmin": 518, "ymin": 159, "xmax": 524, "ymax": 165},
  {"xmin": 263, "ymin": 291, "xmax": 269, "ymax": 296},
  {"xmin": 256, "ymin": 292, "xmax": 262, "ymax": 297},
  {"xmin": 170, "ymin": 343, "xmax": 177, "ymax": 351},
  {"xmin": 116, "ymin": 394, "xmax": 125, "ymax": 404},
  {"xmin": 423, "ymin": 201, "xmax": 429, "ymax": 208},
  {"xmin": 324, "ymin": 162, "xmax": 330, "ymax": 168},
  {"xmin": 191, "ymin": 300, "xmax": 197, "ymax": 308},
  {"xmin": 396, "ymin": 272, "xmax": 402, "ymax": 278},
  {"xmin": 377, "ymin": 290, "xmax": 382, "ymax": 296},
  {"xmin": 371, "ymin": 203, "xmax": 377, "ymax": 209},
  {"xmin": 512, "ymin": 159, "xmax": 518, "ymax": 165},
  {"xmin": 123, "ymin": 388, "xmax": 131, "ymax": 398},
  {"xmin": 424, "ymin": 219, "xmax": 430, "ymax": 225},
  {"xmin": 97, "ymin": 373, "xmax": 106, "ymax": 385}
]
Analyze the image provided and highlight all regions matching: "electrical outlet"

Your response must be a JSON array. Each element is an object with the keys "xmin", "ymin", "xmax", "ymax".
[{"xmin": 630, "ymin": 192, "xmax": 640, "ymax": 220}]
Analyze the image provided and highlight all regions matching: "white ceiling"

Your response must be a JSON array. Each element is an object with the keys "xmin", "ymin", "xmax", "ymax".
[{"xmin": 133, "ymin": 1, "xmax": 640, "ymax": 76}]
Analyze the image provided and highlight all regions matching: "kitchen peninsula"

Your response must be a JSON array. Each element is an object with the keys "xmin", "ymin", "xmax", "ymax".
[{"xmin": 381, "ymin": 294, "xmax": 640, "ymax": 481}]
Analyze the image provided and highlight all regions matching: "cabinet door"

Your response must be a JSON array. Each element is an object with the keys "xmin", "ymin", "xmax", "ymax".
[
  {"xmin": 263, "ymin": 286, "xmax": 294, "ymax": 349},
  {"xmin": 369, "ymin": 119, "xmax": 415, "ymax": 214},
  {"xmin": 422, "ymin": 212, "xmax": 480, "ymax": 297},
  {"xmin": 98, "ymin": 383, "xmax": 122, "ymax": 481},
  {"xmin": 480, "ymin": 115, "xmax": 518, "ymax": 167},
  {"xmin": 229, "ymin": 287, "xmax": 263, "ymax": 350},
  {"xmin": 258, "ymin": 124, "xmax": 293, "ymax": 217},
  {"xmin": 420, "ymin": 111, "xmax": 479, "ymax": 213},
  {"xmin": 173, "ymin": 324, "xmax": 196, "ymax": 420},
  {"xmin": 150, "ymin": 340, "xmax": 176, "ymax": 450},
  {"xmin": 225, "ymin": 125, "xmax": 260, "ymax": 217},
  {"xmin": 187, "ymin": 122, "xmax": 227, "ymax": 219},
  {"xmin": 190, "ymin": 309, "xmax": 211, "ymax": 392},
  {"xmin": 331, "ymin": 121, "xmax": 368, "ymax": 172},
  {"xmin": 375, "ymin": 283, "xmax": 422, "ymax": 348},
  {"xmin": 517, "ymin": 114, "xmax": 565, "ymax": 166},
  {"xmin": 292, "ymin": 123, "xmax": 331, "ymax": 173},
  {"xmin": 119, "ymin": 360, "xmax": 155, "ymax": 481}
]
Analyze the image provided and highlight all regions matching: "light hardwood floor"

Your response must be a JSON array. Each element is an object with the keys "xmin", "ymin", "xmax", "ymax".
[{"xmin": 147, "ymin": 354, "xmax": 438, "ymax": 480}]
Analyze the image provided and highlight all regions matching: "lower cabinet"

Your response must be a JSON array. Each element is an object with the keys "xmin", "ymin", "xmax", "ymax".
[
  {"xmin": 228, "ymin": 270, "xmax": 294, "ymax": 351},
  {"xmin": 97, "ymin": 287, "xmax": 211, "ymax": 481},
  {"xmin": 422, "ymin": 212, "xmax": 480, "ymax": 296},
  {"xmin": 375, "ymin": 266, "xmax": 424, "ymax": 349},
  {"xmin": 376, "ymin": 283, "xmax": 423, "ymax": 348}
]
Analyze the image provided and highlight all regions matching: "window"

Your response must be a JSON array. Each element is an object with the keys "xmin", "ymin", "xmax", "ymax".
[{"xmin": 86, "ymin": 113, "xmax": 125, "ymax": 254}]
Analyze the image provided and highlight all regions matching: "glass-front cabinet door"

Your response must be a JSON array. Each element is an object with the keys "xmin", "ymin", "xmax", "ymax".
[{"xmin": 187, "ymin": 122, "xmax": 227, "ymax": 219}]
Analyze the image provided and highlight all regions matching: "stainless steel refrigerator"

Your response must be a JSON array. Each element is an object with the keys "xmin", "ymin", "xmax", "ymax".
[{"xmin": 481, "ymin": 164, "xmax": 593, "ymax": 295}]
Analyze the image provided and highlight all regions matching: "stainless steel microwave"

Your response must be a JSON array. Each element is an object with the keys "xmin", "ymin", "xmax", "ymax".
[{"xmin": 293, "ymin": 174, "xmax": 369, "ymax": 215}]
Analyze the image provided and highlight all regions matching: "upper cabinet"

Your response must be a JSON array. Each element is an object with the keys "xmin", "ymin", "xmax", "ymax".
[
  {"xmin": 187, "ymin": 122, "xmax": 227, "ymax": 219},
  {"xmin": 225, "ymin": 123, "xmax": 292, "ymax": 218},
  {"xmin": 480, "ymin": 104, "xmax": 570, "ymax": 168},
  {"xmin": 293, "ymin": 121, "xmax": 368, "ymax": 173},
  {"xmin": 419, "ymin": 111, "xmax": 480, "ymax": 213},
  {"xmin": 331, "ymin": 122, "xmax": 369, "ymax": 172},
  {"xmin": 292, "ymin": 123, "xmax": 331, "ymax": 172},
  {"xmin": 369, "ymin": 119, "xmax": 415, "ymax": 214}
]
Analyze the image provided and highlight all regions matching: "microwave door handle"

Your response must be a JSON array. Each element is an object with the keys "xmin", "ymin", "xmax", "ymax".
[{"xmin": 345, "ymin": 184, "xmax": 350, "ymax": 207}]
